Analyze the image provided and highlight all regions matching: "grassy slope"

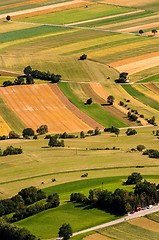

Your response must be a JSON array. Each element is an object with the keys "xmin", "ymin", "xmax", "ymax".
[
  {"xmin": 58, "ymin": 82, "xmax": 126, "ymax": 127},
  {"xmin": 16, "ymin": 202, "xmax": 118, "ymax": 239}
]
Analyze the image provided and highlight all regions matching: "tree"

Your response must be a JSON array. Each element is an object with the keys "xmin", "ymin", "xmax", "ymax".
[
  {"xmin": 152, "ymin": 29, "xmax": 157, "ymax": 36},
  {"xmin": 79, "ymin": 54, "xmax": 87, "ymax": 60},
  {"xmin": 6, "ymin": 15, "xmax": 11, "ymax": 21},
  {"xmin": 36, "ymin": 125, "xmax": 48, "ymax": 135},
  {"xmin": 80, "ymin": 131, "xmax": 85, "ymax": 138},
  {"xmin": 107, "ymin": 95, "xmax": 115, "ymax": 105},
  {"xmin": 125, "ymin": 128, "xmax": 137, "ymax": 136},
  {"xmin": 22, "ymin": 128, "xmax": 34, "ymax": 138},
  {"xmin": 58, "ymin": 223, "xmax": 72, "ymax": 240},
  {"xmin": 137, "ymin": 145, "xmax": 145, "ymax": 151},
  {"xmin": 114, "ymin": 128, "xmax": 120, "ymax": 137},
  {"xmin": 26, "ymin": 75, "xmax": 34, "ymax": 84},
  {"xmin": 24, "ymin": 66, "xmax": 32, "ymax": 75},
  {"xmin": 9, "ymin": 131, "xmax": 20, "ymax": 139},
  {"xmin": 86, "ymin": 98, "xmax": 93, "ymax": 105},
  {"xmin": 48, "ymin": 136, "xmax": 64, "ymax": 147},
  {"xmin": 115, "ymin": 72, "xmax": 129, "ymax": 83},
  {"xmin": 126, "ymin": 172, "xmax": 143, "ymax": 185},
  {"xmin": 139, "ymin": 29, "xmax": 144, "ymax": 35}
]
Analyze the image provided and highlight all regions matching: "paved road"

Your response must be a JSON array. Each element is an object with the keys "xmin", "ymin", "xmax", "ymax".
[{"xmin": 73, "ymin": 205, "xmax": 159, "ymax": 236}]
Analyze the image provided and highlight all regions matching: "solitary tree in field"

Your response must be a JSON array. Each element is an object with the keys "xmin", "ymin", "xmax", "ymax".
[
  {"xmin": 139, "ymin": 29, "xmax": 144, "ymax": 35},
  {"xmin": 6, "ymin": 15, "xmax": 11, "ymax": 21},
  {"xmin": 152, "ymin": 29, "xmax": 158, "ymax": 36},
  {"xmin": 107, "ymin": 95, "xmax": 115, "ymax": 105},
  {"xmin": 58, "ymin": 223, "xmax": 72, "ymax": 240}
]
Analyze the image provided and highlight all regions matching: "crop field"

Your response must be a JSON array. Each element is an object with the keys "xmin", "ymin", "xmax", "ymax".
[
  {"xmin": 1, "ymin": 0, "xmax": 159, "ymax": 239},
  {"xmin": 98, "ymin": 221, "xmax": 159, "ymax": 240}
]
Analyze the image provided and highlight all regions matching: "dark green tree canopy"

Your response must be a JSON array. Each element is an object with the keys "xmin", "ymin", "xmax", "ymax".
[
  {"xmin": 58, "ymin": 223, "xmax": 72, "ymax": 240},
  {"xmin": 126, "ymin": 172, "xmax": 143, "ymax": 185},
  {"xmin": 107, "ymin": 95, "xmax": 115, "ymax": 105}
]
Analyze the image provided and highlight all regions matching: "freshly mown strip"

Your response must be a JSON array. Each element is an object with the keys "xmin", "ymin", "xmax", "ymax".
[
  {"xmin": 58, "ymin": 82, "xmax": 125, "ymax": 128},
  {"xmin": 122, "ymin": 84, "xmax": 159, "ymax": 111},
  {"xmin": 0, "ymin": 94, "xmax": 26, "ymax": 133}
]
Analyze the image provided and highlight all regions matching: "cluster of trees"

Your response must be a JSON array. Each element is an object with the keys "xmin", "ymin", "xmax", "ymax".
[
  {"xmin": 58, "ymin": 223, "xmax": 72, "ymax": 240},
  {"xmin": 48, "ymin": 135, "xmax": 65, "ymax": 147},
  {"xmin": 115, "ymin": 72, "xmax": 129, "ymax": 83},
  {"xmin": 143, "ymin": 149, "xmax": 159, "ymax": 158},
  {"xmin": 70, "ymin": 178, "xmax": 159, "ymax": 215},
  {"xmin": 24, "ymin": 66, "xmax": 61, "ymax": 83},
  {"xmin": 80, "ymin": 127, "xmax": 101, "ymax": 138},
  {"xmin": 0, "ymin": 220, "xmax": 36, "ymax": 240},
  {"xmin": 3, "ymin": 75, "xmax": 34, "ymax": 87},
  {"xmin": 139, "ymin": 29, "xmax": 158, "ymax": 36},
  {"xmin": 22, "ymin": 125, "xmax": 48, "ymax": 139},
  {"xmin": 104, "ymin": 126, "xmax": 120, "ymax": 136},
  {"xmin": 0, "ymin": 145, "xmax": 22, "ymax": 157},
  {"xmin": 0, "ymin": 186, "xmax": 46, "ymax": 217},
  {"xmin": 125, "ymin": 128, "xmax": 137, "ymax": 136},
  {"xmin": 125, "ymin": 172, "xmax": 143, "ymax": 185},
  {"xmin": 127, "ymin": 112, "xmax": 138, "ymax": 121},
  {"xmin": 10, "ymin": 193, "xmax": 60, "ymax": 222}
]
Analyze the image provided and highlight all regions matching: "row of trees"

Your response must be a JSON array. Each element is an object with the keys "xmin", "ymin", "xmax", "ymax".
[
  {"xmin": 70, "ymin": 179, "xmax": 159, "ymax": 215},
  {"xmin": 10, "ymin": 193, "xmax": 60, "ymax": 223},
  {"xmin": 0, "ymin": 186, "xmax": 46, "ymax": 217},
  {"xmin": 0, "ymin": 220, "xmax": 36, "ymax": 240},
  {"xmin": 24, "ymin": 66, "xmax": 61, "ymax": 83}
]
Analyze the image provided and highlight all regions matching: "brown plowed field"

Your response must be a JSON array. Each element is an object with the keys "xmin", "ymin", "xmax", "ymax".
[
  {"xmin": 49, "ymin": 83, "xmax": 104, "ymax": 129},
  {"xmin": 83, "ymin": 233, "xmax": 112, "ymax": 240},
  {"xmin": 101, "ymin": 0, "xmax": 157, "ymax": 7},
  {"xmin": 79, "ymin": 82, "xmax": 132, "ymax": 126},
  {"xmin": 129, "ymin": 217, "xmax": 159, "ymax": 233},
  {"xmin": 0, "ymin": 84, "xmax": 98, "ymax": 133}
]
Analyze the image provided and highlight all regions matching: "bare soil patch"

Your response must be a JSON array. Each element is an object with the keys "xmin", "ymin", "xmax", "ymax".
[
  {"xmin": 0, "ymin": 84, "xmax": 96, "ymax": 133},
  {"xmin": 129, "ymin": 217, "xmax": 159, "ymax": 232},
  {"xmin": 83, "ymin": 233, "xmax": 112, "ymax": 240}
]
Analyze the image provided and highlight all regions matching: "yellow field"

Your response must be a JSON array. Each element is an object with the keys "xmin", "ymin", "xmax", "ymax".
[{"xmin": 0, "ymin": 116, "xmax": 11, "ymax": 135}]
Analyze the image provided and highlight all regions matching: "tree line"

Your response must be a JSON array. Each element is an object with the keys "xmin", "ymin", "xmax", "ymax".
[
  {"xmin": 70, "ymin": 177, "xmax": 159, "ymax": 215},
  {"xmin": 3, "ymin": 65, "xmax": 61, "ymax": 87}
]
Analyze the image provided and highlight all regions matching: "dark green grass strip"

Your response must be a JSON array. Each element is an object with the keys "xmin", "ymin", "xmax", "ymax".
[
  {"xmin": 58, "ymin": 82, "xmax": 126, "ymax": 128},
  {"xmin": 0, "ymin": 25, "xmax": 68, "ymax": 43},
  {"xmin": 122, "ymin": 84, "xmax": 159, "ymax": 111},
  {"xmin": 147, "ymin": 212, "xmax": 159, "ymax": 223},
  {"xmin": 0, "ymin": 94, "xmax": 26, "ymax": 133},
  {"xmin": 138, "ymin": 74, "xmax": 159, "ymax": 83},
  {"xmin": 79, "ymin": 11, "xmax": 152, "ymax": 27}
]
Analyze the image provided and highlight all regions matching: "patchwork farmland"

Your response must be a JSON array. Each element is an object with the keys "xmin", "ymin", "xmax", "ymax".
[{"xmin": 0, "ymin": 0, "xmax": 159, "ymax": 239}]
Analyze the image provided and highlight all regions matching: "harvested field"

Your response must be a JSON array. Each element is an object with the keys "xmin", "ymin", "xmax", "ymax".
[
  {"xmin": 49, "ymin": 84, "xmax": 104, "ymax": 129},
  {"xmin": 120, "ymin": 22, "xmax": 159, "ymax": 33},
  {"xmin": 133, "ymin": 83, "xmax": 159, "ymax": 102},
  {"xmin": 129, "ymin": 217, "xmax": 159, "ymax": 233},
  {"xmin": 145, "ymin": 83, "xmax": 159, "ymax": 95},
  {"xmin": 0, "ymin": 116, "xmax": 11, "ymax": 135},
  {"xmin": 0, "ymin": 84, "xmax": 101, "ymax": 133},
  {"xmin": 83, "ymin": 233, "xmax": 113, "ymax": 240},
  {"xmin": 110, "ymin": 54, "xmax": 159, "ymax": 75}
]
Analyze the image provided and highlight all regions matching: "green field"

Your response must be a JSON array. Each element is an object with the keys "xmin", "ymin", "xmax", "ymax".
[
  {"xmin": 16, "ymin": 202, "xmax": 118, "ymax": 239},
  {"xmin": 138, "ymin": 74, "xmax": 159, "ymax": 83},
  {"xmin": 19, "ymin": 4, "xmax": 131, "ymax": 25}
]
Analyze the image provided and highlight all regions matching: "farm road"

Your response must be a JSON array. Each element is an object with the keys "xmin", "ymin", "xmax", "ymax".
[{"xmin": 73, "ymin": 205, "xmax": 159, "ymax": 237}]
